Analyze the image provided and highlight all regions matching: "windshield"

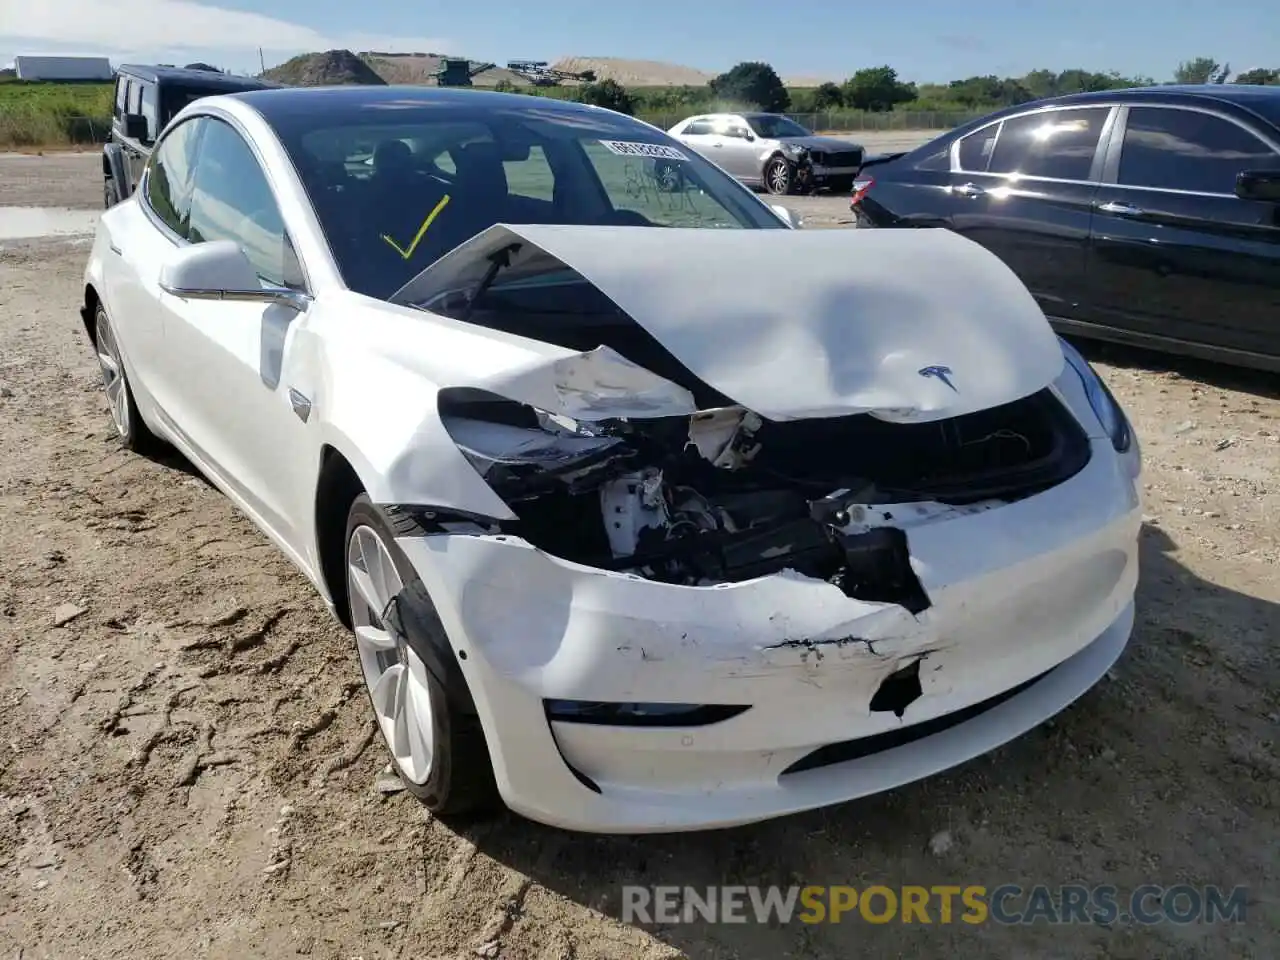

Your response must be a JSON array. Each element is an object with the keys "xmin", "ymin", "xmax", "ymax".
[
  {"xmin": 747, "ymin": 115, "xmax": 813, "ymax": 139},
  {"xmin": 266, "ymin": 101, "xmax": 784, "ymax": 299}
]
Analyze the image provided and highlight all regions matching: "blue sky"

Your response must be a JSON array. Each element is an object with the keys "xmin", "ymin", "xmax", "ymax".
[{"xmin": 2, "ymin": 0, "xmax": 1276, "ymax": 83}]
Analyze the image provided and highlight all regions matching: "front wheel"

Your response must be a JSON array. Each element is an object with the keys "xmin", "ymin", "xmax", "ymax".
[
  {"xmin": 104, "ymin": 178, "xmax": 120, "ymax": 209},
  {"xmin": 344, "ymin": 495, "xmax": 498, "ymax": 814},
  {"xmin": 93, "ymin": 303, "xmax": 159, "ymax": 453},
  {"xmin": 764, "ymin": 156, "xmax": 793, "ymax": 196}
]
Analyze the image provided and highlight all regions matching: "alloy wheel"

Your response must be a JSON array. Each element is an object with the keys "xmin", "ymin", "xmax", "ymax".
[
  {"xmin": 347, "ymin": 524, "xmax": 435, "ymax": 785},
  {"xmin": 768, "ymin": 160, "xmax": 791, "ymax": 195},
  {"xmin": 94, "ymin": 311, "xmax": 131, "ymax": 438}
]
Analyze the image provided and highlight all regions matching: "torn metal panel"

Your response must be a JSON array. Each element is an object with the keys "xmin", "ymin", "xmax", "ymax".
[{"xmin": 466, "ymin": 344, "xmax": 698, "ymax": 421}]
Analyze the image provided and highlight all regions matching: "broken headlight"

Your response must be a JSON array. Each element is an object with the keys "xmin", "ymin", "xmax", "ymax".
[
  {"xmin": 444, "ymin": 406, "xmax": 632, "ymax": 501},
  {"xmin": 1059, "ymin": 338, "xmax": 1131, "ymax": 453}
]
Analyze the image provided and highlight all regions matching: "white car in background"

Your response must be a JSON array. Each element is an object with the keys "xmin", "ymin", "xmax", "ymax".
[
  {"xmin": 667, "ymin": 112, "xmax": 865, "ymax": 195},
  {"xmin": 81, "ymin": 85, "xmax": 1141, "ymax": 834}
]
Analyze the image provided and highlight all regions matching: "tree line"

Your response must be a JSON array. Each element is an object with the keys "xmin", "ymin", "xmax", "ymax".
[{"xmin": 511, "ymin": 56, "xmax": 1280, "ymax": 118}]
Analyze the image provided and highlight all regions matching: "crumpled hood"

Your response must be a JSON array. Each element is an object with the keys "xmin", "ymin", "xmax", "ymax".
[
  {"xmin": 778, "ymin": 135, "xmax": 864, "ymax": 154},
  {"xmin": 391, "ymin": 224, "xmax": 1066, "ymax": 423}
]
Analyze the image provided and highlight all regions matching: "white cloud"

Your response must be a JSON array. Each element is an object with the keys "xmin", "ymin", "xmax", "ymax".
[{"xmin": 0, "ymin": 0, "xmax": 450, "ymax": 57}]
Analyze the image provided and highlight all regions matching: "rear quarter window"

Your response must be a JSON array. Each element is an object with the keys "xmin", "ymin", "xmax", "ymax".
[
  {"xmin": 957, "ymin": 125, "xmax": 998, "ymax": 172},
  {"xmin": 986, "ymin": 107, "xmax": 1110, "ymax": 181},
  {"xmin": 912, "ymin": 140, "xmax": 953, "ymax": 171}
]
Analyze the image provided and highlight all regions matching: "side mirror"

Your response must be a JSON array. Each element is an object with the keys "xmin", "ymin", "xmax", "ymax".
[
  {"xmin": 769, "ymin": 204, "xmax": 802, "ymax": 229},
  {"xmin": 1236, "ymin": 169, "xmax": 1280, "ymax": 203},
  {"xmin": 123, "ymin": 113, "xmax": 149, "ymax": 142},
  {"xmin": 158, "ymin": 240, "xmax": 310, "ymax": 312},
  {"xmin": 744, "ymin": 132, "xmax": 756, "ymax": 141}
]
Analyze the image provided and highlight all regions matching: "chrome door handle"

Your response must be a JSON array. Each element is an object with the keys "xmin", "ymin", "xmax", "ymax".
[
  {"xmin": 953, "ymin": 182, "xmax": 985, "ymax": 197},
  {"xmin": 1096, "ymin": 200, "xmax": 1145, "ymax": 216},
  {"xmin": 109, "ymin": 242, "xmax": 122, "ymax": 255}
]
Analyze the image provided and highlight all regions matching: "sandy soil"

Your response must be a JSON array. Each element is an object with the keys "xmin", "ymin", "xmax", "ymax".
[
  {"xmin": 551, "ymin": 58, "xmax": 714, "ymax": 87},
  {"xmin": 0, "ymin": 153, "xmax": 1277, "ymax": 960}
]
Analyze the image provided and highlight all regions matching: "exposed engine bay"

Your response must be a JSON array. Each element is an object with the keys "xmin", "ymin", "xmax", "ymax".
[{"xmin": 437, "ymin": 386, "xmax": 1092, "ymax": 613}]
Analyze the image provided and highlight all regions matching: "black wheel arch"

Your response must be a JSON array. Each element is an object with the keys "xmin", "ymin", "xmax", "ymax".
[
  {"xmin": 311, "ymin": 447, "xmax": 483, "ymax": 716},
  {"xmin": 102, "ymin": 142, "xmax": 131, "ymax": 199}
]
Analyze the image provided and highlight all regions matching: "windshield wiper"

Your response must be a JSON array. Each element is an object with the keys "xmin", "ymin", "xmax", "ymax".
[{"xmin": 461, "ymin": 242, "xmax": 522, "ymax": 324}]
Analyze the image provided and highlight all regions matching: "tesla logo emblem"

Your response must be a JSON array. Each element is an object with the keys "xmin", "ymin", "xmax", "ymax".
[{"xmin": 918, "ymin": 365, "xmax": 957, "ymax": 391}]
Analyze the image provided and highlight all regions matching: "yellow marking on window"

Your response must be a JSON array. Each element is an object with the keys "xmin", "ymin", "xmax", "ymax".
[{"xmin": 381, "ymin": 194, "xmax": 452, "ymax": 260}]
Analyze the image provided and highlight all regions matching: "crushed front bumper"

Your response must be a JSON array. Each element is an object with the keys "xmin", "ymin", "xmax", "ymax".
[
  {"xmin": 810, "ymin": 164, "xmax": 859, "ymax": 180},
  {"xmin": 396, "ymin": 439, "xmax": 1140, "ymax": 833}
]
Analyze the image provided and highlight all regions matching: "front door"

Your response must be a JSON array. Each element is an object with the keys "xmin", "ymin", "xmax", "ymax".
[
  {"xmin": 715, "ymin": 121, "xmax": 762, "ymax": 180},
  {"xmin": 158, "ymin": 114, "xmax": 317, "ymax": 554},
  {"xmin": 943, "ymin": 105, "xmax": 1113, "ymax": 324},
  {"xmin": 1086, "ymin": 105, "xmax": 1280, "ymax": 358}
]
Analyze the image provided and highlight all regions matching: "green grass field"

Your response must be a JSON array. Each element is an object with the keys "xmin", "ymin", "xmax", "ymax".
[{"xmin": 0, "ymin": 80, "xmax": 114, "ymax": 147}]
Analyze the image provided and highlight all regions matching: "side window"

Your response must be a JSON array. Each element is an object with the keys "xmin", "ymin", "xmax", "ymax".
[
  {"xmin": 126, "ymin": 80, "xmax": 142, "ymax": 117},
  {"xmin": 187, "ymin": 118, "xmax": 293, "ymax": 287},
  {"xmin": 145, "ymin": 117, "xmax": 204, "ymax": 237},
  {"xmin": 957, "ymin": 125, "xmax": 998, "ymax": 172},
  {"xmin": 987, "ymin": 107, "xmax": 1110, "ymax": 180},
  {"xmin": 685, "ymin": 120, "xmax": 713, "ymax": 136},
  {"xmin": 503, "ymin": 144, "xmax": 555, "ymax": 201},
  {"xmin": 1118, "ymin": 107, "xmax": 1278, "ymax": 195},
  {"xmin": 114, "ymin": 77, "xmax": 128, "ymax": 117},
  {"xmin": 433, "ymin": 149, "xmax": 457, "ymax": 175},
  {"xmin": 914, "ymin": 140, "xmax": 952, "ymax": 172},
  {"xmin": 140, "ymin": 86, "xmax": 160, "ymax": 143}
]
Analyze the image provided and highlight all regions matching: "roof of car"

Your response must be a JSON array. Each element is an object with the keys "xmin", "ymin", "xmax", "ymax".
[
  {"xmin": 1008, "ymin": 84, "xmax": 1280, "ymax": 126},
  {"xmin": 230, "ymin": 84, "xmax": 642, "ymax": 125},
  {"xmin": 116, "ymin": 64, "xmax": 277, "ymax": 89}
]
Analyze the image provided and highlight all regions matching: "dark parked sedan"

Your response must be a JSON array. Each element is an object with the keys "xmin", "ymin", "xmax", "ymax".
[{"xmin": 851, "ymin": 86, "xmax": 1280, "ymax": 372}]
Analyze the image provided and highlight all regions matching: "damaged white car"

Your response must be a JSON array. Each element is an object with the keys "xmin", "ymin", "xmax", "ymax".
[{"xmin": 80, "ymin": 86, "xmax": 1142, "ymax": 833}]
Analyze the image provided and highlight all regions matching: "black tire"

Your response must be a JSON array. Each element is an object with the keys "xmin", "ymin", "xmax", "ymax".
[
  {"xmin": 93, "ymin": 303, "xmax": 161, "ymax": 454},
  {"xmin": 764, "ymin": 156, "xmax": 794, "ymax": 196},
  {"xmin": 104, "ymin": 177, "xmax": 120, "ymax": 209},
  {"xmin": 344, "ymin": 495, "xmax": 499, "ymax": 815}
]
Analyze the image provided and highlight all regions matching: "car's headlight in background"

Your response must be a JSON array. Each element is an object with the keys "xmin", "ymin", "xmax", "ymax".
[{"xmin": 1059, "ymin": 337, "xmax": 1132, "ymax": 453}]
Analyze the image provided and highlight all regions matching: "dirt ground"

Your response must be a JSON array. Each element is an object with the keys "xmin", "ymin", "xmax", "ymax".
[{"xmin": 0, "ymin": 151, "xmax": 1277, "ymax": 960}]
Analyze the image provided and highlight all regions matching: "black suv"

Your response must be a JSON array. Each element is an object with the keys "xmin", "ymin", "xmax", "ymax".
[
  {"xmin": 103, "ymin": 65, "xmax": 275, "ymax": 208},
  {"xmin": 851, "ymin": 86, "xmax": 1280, "ymax": 372}
]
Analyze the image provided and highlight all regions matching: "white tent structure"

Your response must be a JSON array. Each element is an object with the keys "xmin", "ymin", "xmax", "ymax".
[{"xmin": 14, "ymin": 56, "xmax": 114, "ymax": 81}]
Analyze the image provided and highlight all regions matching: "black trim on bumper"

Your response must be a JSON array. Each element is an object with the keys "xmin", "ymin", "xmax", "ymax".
[{"xmin": 780, "ymin": 666, "xmax": 1055, "ymax": 776}]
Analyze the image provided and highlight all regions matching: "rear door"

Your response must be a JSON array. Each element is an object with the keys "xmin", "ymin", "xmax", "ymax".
[
  {"xmin": 715, "ymin": 117, "xmax": 761, "ymax": 180},
  {"xmin": 1085, "ymin": 104, "xmax": 1280, "ymax": 359},
  {"xmin": 672, "ymin": 118, "xmax": 718, "ymax": 163},
  {"xmin": 942, "ymin": 105, "xmax": 1114, "ymax": 324},
  {"xmin": 122, "ymin": 78, "xmax": 151, "ymax": 188},
  {"xmin": 105, "ymin": 114, "xmax": 206, "ymax": 407}
]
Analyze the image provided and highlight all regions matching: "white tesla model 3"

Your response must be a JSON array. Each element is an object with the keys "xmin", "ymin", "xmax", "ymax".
[{"xmin": 80, "ymin": 86, "xmax": 1142, "ymax": 833}]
